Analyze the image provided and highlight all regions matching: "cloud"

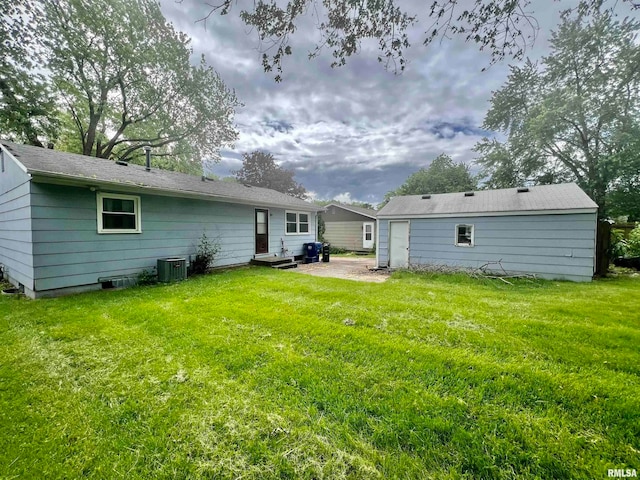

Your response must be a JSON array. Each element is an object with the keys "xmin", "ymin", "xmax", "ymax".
[{"xmin": 160, "ymin": 0, "xmax": 632, "ymax": 203}]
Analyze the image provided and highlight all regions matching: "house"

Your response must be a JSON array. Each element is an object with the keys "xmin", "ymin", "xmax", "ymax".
[
  {"xmin": 0, "ymin": 141, "xmax": 322, "ymax": 298},
  {"xmin": 376, "ymin": 184, "xmax": 598, "ymax": 281},
  {"xmin": 320, "ymin": 203, "xmax": 377, "ymax": 251}
]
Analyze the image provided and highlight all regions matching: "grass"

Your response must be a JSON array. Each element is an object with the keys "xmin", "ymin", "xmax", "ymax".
[{"xmin": 0, "ymin": 268, "xmax": 639, "ymax": 479}]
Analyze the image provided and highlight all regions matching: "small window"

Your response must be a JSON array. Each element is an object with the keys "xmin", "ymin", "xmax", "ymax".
[
  {"xmin": 285, "ymin": 211, "xmax": 311, "ymax": 235},
  {"xmin": 365, "ymin": 224, "xmax": 373, "ymax": 241},
  {"xmin": 455, "ymin": 224, "xmax": 474, "ymax": 247},
  {"xmin": 97, "ymin": 192, "xmax": 141, "ymax": 234},
  {"xmin": 256, "ymin": 210, "xmax": 267, "ymax": 234},
  {"xmin": 299, "ymin": 213, "xmax": 309, "ymax": 233}
]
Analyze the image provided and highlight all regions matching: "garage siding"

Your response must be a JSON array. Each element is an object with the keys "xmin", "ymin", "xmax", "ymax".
[
  {"xmin": 324, "ymin": 221, "xmax": 366, "ymax": 250},
  {"xmin": 377, "ymin": 213, "xmax": 596, "ymax": 281}
]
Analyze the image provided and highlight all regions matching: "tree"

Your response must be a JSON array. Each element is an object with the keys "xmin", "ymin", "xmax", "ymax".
[
  {"xmin": 475, "ymin": 12, "xmax": 640, "ymax": 217},
  {"xmin": 0, "ymin": 1, "xmax": 59, "ymax": 146},
  {"xmin": 234, "ymin": 151, "xmax": 307, "ymax": 199},
  {"xmin": 5, "ymin": 0, "xmax": 239, "ymax": 175},
  {"xmin": 607, "ymin": 135, "xmax": 640, "ymax": 221},
  {"xmin": 195, "ymin": 0, "xmax": 637, "ymax": 80},
  {"xmin": 382, "ymin": 154, "xmax": 476, "ymax": 205},
  {"xmin": 351, "ymin": 201, "xmax": 375, "ymax": 210}
]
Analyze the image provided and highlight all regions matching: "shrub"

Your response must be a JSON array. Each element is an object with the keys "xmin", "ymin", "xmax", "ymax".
[
  {"xmin": 190, "ymin": 233, "xmax": 220, "ymax": 275},
  {"xmin": 137, "ymin": 268, "xmax": 158, "ymax": 285},
  {"xmin": 627, "ymin": 224, "xmax": 640, "ymax": 257},
  {"xmin": 610, "ymin": 230, "xmax": 629, "ymax": 258},
  {"xmin": 317, "ymin": 216, "xmax": 326, "ymax": 242}
]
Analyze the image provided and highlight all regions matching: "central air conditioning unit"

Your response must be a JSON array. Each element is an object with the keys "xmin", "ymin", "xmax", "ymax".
[{"xmin": 157, "ymin": 258, "xmax": 187, "ymax": 282}]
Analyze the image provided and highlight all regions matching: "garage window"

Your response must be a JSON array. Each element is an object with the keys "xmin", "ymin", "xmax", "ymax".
[
  {"xmin": 455, "ymin": 224, "xmax": 474, "ymax": 246},
  {"xmin": 97, "ymin": 192, "xmax": 141, "ymax": 234}
]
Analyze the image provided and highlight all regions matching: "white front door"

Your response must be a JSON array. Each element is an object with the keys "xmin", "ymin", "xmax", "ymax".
[
  {"xmin": 362, "ymin": 222, "xmax": 375, "ymax": 249},
  {"xmin": 389, "ymin": 221, "xmax": 409, "ymax": 268}
]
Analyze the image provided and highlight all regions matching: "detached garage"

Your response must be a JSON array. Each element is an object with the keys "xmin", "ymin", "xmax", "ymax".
[
  {"xmin": 320, "ymin": 203, "xmax": 377, "ymax": 252},
  {"xmin": 376, "ymin": 183, "xmax": 598, "ymax": 282}
]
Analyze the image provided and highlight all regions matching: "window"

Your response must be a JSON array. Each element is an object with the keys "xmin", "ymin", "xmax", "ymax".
[
  {"xmin": 285, "ymin": 211, "xmax": 310, "ymax": 235},
  {"xmin": 455, "ymin": 224, "xmax": 474, "ymax": 246},
  {"xmin": 365, "ymin": 224, "xmax": 372, "ymax": 241},
  {"xmin": 97, "ymin": 192, "xmax": 141, "ymax": 234}
]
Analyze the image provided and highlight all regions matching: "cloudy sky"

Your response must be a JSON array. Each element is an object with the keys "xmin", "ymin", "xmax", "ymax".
[{"xmin": 159, "ymin": 0, "xmax": 629, "ymax": 206}]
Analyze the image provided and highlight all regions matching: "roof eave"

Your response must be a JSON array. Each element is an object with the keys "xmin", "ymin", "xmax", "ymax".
[
  {"xmin": 28, "ymin": 171, "xmax": 323, "ymax": 212},
  {"xmin": 377, "ymin": 207, "xmax": 598, "ymax": 219},
  {"xmin": 324, "ymin": 203, "xmax": 377, "ymax": 219}
]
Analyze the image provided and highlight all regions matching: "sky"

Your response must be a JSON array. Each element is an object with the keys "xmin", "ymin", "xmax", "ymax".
[{"xmin": 158, "ymin": 0, "xmax": 630, "ymax": 206}]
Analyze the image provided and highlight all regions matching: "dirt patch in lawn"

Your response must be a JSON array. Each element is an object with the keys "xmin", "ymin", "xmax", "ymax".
[{"xmin": 295, "ymin": 256, "xmax": 389, "ymax": 283}]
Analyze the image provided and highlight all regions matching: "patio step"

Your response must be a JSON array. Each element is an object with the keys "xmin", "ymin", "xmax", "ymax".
[
  {"xmin": 272, "ymin": 262, "xmax": 298, "ymax": 270},
  {"xmin": 250, "ymin": 256, "xmax": 297, "ymax": 269}
]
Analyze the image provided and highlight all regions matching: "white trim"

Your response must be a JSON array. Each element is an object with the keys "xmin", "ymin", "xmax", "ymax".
[
  {"xmin": 0, "ymin": 143, "xmax": 29, "ymax": 173},
  {"xmin": 28, "ymin": 172, "xmax": 325, "ymax": 212},
  {"xmin": 285, "ymin": 210, "xmax": 311, "ymax": 236},
  {"xmin": 324, "ymin": 203, "xmax": 377, "ymax": 220},
  {"xmin": 454, "ymin": 224, "xmax": 475, "ymax": 247},
  {"xmin": 377, "ymin": 208, "xmax": 597, "ymax": 220},
  {"xmin": 97, "ymin": 192, "xmax": 142, "ymax": 234},
  {"xmin": 375, "ymin": 219, "xmax": 380, "ymax": 267}
]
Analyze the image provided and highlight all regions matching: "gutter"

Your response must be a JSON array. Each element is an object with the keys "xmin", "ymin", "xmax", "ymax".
[{"xmin": 376, "ymin": 208, "xmax": 598, "ymax": 219}]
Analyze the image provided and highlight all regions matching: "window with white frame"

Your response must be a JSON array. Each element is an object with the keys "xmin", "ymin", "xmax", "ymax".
[
  {"xmin": 455, "ymin": 224, "xmax": 474, "ymax": 246},
  {"xmin": 97, "ymin": 192, "xmax": 141, "ymax": 233},
  {"xmin": 285, "ymin": 211, "xmax": 310, "ymax": 234}
]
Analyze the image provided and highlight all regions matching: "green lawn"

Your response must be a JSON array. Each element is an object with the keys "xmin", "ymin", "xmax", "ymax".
[{"xmin": 1, "ymin": 269, "xmax": 639, "ymax": 479}]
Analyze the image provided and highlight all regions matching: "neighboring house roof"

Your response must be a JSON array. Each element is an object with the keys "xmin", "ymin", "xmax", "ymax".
[
  {"xmin": 323, "ymin": 203, "xmax": 377, "ymax": 219},
  {"xmin": 1, "ymin": 141, "xmax": 322, "ymax": 211},
  {"xmin": 377, "ymin": 183, "xmax": 598, "ymax": 218}
]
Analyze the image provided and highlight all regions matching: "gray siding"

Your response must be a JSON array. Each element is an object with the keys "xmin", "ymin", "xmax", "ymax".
[
  {"xmin": 0, "ymin": 153, "xmax": 34, "ymax": 290},
  {"xmin": 377, "ymin": 213, "xmax": 596, "ymax": 281},
  {"xmin": 30, "ymin": 184, "xmax": 315, "ymax": 293},
  {"xmin": 324, "ymin": 221, "xmax": 376, "ymax": 251}
]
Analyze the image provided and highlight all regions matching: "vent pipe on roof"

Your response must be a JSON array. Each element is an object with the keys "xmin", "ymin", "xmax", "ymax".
[
  {"xmin": 517, "ymin": 187, "xmax": 530, "ymax": 193},
  {"xmin": 143, "ymin": 146, "xmax": 151, "ymax": 171}
]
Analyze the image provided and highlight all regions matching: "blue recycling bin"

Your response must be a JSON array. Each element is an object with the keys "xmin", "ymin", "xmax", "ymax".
[{"xmin": 303, "ymin": 242, "xmax": 322, "ymax": 263}]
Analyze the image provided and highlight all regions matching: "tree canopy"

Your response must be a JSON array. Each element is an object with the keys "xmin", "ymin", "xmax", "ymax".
[
  {"xmin": 234, "ymin": 151, "xmax": 308, "ymax": 199},
  {"xmin": 1, "ymin": 0, "xmax": 239, "ymax": 175},
  {"xmin": 382, "ymin": 154, "xmax": 477, "ymax": 205},
  {"xmin": 196, "ymin": 0, "xmax": 637, "ymax": 80},
  {"xmin": 475, "ymin": 12, "xmax": 640, "ymax": 217},
  {"xmin": 0, "ymin": 1, "xmax": 58, "ymax": 146}
]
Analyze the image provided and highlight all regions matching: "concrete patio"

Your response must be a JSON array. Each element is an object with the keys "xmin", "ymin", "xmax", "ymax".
[{"xmin": 294, "ymin": 256, "xmax": 389, "ymax": 283}]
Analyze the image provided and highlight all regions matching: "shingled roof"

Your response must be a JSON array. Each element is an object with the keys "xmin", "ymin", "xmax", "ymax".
[
  {"xmin": 324, "ymin": 203, "xmax": 377, "ymax": 219},
  {"xmin": 1, "ymin": 141, "xmax": 321, "ymax": 211},
  {"xmin": 377, "ymin": 183, "xmax": 597, "ymax": 218}
]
